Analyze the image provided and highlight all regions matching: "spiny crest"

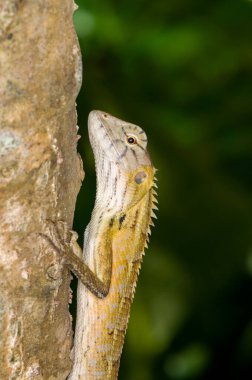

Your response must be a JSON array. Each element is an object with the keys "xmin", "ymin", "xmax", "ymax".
[
  {"xmin": 144, "ymin": 168, "xmax": 158, "ymax": 249},
  {"xmin": 151, "ymin": 168, "xmax": 159, "ymax": 208},
  {"xmin": 131, "ymin": 170, "xmax": 158, "ymax": 295},
  {"xmin": 153, "ymin": 169, "xmax": 158, "ymax": 189}
]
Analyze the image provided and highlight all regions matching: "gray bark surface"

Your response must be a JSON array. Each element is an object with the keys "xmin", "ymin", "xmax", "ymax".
[{"xmin": 0, "ymin": 1, "xmax": 83, "ymax": 378}]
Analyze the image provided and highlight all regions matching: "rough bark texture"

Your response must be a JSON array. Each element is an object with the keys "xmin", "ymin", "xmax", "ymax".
[{"xmin": 0, "ymin": 1, "xmax": 83, "ymax": 379}]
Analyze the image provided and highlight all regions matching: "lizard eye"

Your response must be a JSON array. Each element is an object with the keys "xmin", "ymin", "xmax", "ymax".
[{"xmin": 127, "ymin": 135, "xmax": 137, "ymax": 145}]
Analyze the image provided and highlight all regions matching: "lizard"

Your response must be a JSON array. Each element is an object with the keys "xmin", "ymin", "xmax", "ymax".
[{"xmin": 41, "ymin": 110, "xmax": 158, "ymax": 379}]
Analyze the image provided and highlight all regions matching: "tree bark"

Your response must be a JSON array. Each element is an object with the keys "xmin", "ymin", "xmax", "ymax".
[{"xmin": 0, "ymin": 1, "xmax": 83, "ymax": 379}]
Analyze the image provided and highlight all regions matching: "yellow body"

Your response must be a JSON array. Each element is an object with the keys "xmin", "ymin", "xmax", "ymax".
[{"xmin": 79, "ymin": 166, "xmax": 157, "ymax": 379}]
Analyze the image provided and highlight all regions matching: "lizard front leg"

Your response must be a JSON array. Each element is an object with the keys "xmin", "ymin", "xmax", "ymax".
[{"xmin": 39, "ymin": 220, "xmax": 111, "ymax": 299}]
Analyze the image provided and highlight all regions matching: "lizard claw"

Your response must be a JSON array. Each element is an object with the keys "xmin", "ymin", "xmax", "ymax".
[
  {"xmin": 39, "ymin": 219, "xmax": 85, "ymax": 264},
  {"xmin": 39, "ymin": 220, "xmax": 72, "ymax": 260},
  {"xmin": 45, "ymin": 219, "xmax": 72, "ymax": 245}
]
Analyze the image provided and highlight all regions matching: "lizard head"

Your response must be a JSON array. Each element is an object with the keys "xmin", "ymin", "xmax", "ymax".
[
  {"xmin": 88, "ymin": 110, "xmax": 156, "ymax": 210},
  {"xmin": 88, "ymin": 110, "xmax": 152, "ymax": 169}
]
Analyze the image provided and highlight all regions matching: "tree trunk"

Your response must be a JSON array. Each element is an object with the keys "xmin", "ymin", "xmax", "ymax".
[{"xmin": 0, "ymin": 1, "xmax": 83, "ymax": 379}]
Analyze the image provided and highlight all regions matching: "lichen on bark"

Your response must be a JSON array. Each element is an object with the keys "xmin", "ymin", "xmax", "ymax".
[{"xmin": 0, "ymin": 1, "xmax": 83, "ymax": 379}]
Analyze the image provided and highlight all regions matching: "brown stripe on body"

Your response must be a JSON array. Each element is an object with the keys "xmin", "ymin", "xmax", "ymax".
[{"xmin": 120, "ymin": 178, "xmax": 129, "ymax": 212}]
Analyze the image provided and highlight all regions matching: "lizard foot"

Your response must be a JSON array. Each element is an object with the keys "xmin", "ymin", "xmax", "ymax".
[
  {"xmin": 39, "ymin": 220, "xmax": 78, "ymax": 262},
  {"xmin": 39, "ymin": 220, "xmax": 106, "ymax": 297},
  {"xmin": 46, "ymin": 219, "xmax": 69, "ymax": 247}
]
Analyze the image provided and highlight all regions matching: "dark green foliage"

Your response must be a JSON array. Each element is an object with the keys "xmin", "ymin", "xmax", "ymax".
[{"xmin": 73, "ymin": 1, "xmax": 252, "ymax": 378}]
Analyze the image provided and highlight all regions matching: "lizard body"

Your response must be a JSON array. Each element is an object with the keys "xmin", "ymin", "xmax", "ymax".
[{"xmin": 42, "ymin": 111, "xmax": 157, "ymax": 379}]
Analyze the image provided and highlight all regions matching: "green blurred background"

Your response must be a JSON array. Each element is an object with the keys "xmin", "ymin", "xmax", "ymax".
[{"xmin": 72, "ymin": 1, "xmax": 252, "ymax": 379}]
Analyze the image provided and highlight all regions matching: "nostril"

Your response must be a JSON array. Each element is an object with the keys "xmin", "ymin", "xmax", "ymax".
[{"xmin": 103, "ymin": 114, "xmax": 108, "ymax": 118}]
